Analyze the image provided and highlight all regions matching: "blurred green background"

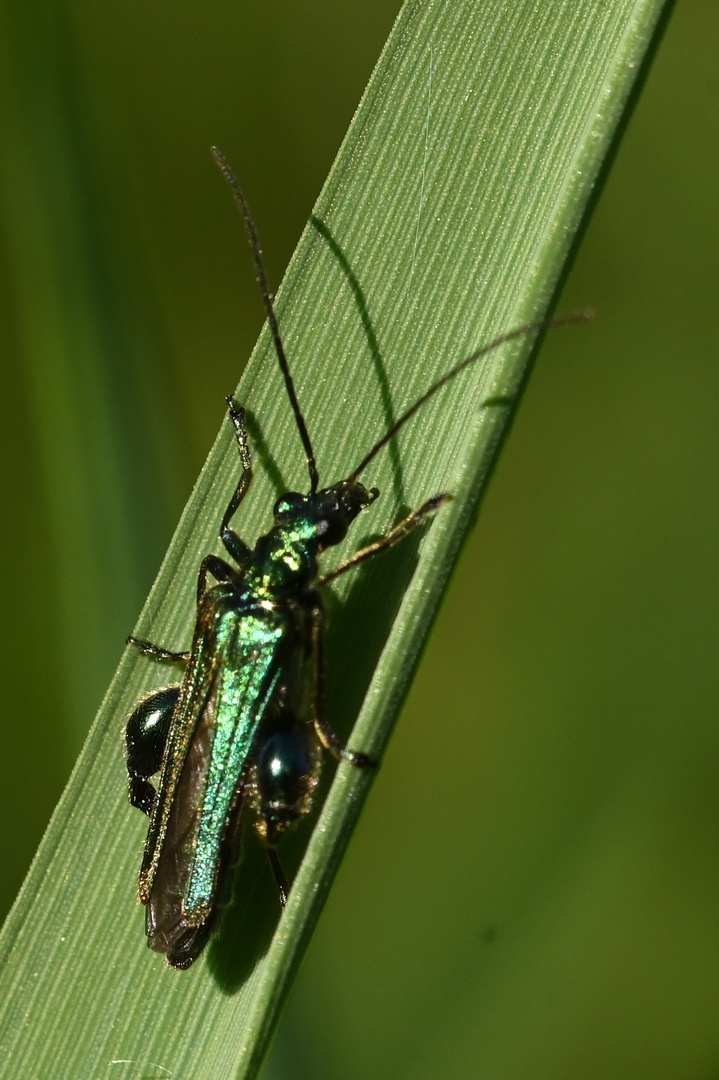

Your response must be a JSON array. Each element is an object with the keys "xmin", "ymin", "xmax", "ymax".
[{"xmin": 1, "ymin": 1, "xmax": 718, "ymax": 1078}]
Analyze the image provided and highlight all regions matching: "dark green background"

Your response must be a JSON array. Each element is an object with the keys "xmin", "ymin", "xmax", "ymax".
[{"xmin": 1, "ymin": 1, "xmax": 718, "ymax": 1077}]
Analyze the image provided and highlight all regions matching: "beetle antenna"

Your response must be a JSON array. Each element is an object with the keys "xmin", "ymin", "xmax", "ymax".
[
  {"xmin": 211, "ymin": 147, "xmax": 320, "ymax": 494},
  {"xmin": 346, "ymin": 310, "xmax": 593, "ymax": 482}
]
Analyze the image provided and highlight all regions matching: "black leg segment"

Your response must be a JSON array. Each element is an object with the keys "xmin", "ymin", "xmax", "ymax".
[
  {"xmin": 127, "ymin": 637, "xmax": 190, "ymax": 663},
  {"xmin": 220, "ymin": 397, "xmax": 253, "ymax": 567},
  {"xmin": 197, "ymin": 554, "xmax": 237, "ymax": 605}
]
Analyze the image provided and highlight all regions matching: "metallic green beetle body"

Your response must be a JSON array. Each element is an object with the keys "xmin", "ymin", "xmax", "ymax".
[{"xmin": 127, "ymin": 417, "xmax": 383, "ymax": 967}]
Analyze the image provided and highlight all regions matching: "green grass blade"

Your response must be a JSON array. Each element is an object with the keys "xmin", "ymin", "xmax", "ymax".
[{"xmin": 0, "ymin": 1, "xmax": 671, "ymax": 1078}]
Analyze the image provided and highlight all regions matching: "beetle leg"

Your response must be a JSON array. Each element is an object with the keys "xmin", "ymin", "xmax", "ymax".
[
  {"xmin": 317, "ymin": 493, "xmax": 452, "ymax": 588},
  {"xmin": 127, "ymin": 637, "xmax": 190, "ymax": 663},
  {"xmin": 125, "ymin": 686, "xmax": 181, "ymax": 816},
  {"xmin": 265, "ymin": 847, "xmax": 289, "ymax": 908},
  {"xmin": 197, "ymin": 554, "xmax": 238, "ymax": 605},
  {"xmin": 219, "ymin": 396, "xmax": 253, "ymax": 567},
  {"xmin": 308, "ymin": 602, "xmax": 375, "ymax": 768}
]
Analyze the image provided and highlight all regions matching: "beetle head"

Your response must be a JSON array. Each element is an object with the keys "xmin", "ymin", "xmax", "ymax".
[{"xmin": 273, "ymin": 479, "xmax": 378, "ymax": 551}]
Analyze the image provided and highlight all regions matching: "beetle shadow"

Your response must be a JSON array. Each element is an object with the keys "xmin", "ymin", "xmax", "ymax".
[
  {"xmin": 322, "ymin": 515, "xmax": 426, "ymax": 744},
  {"xmin": 310, "ymin": 214, "xmax": 406, "ymax": 505},
  {"xmin": 206, "ymin": 827, "xmax": 288, "ymax": 991},
  {"xmin": 243, "ymin": 408, "xmax": 291, "ymax": 498},
  {"xmin": 237, "ymin": 219, "xmax": 409, "ymax": 510}
]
